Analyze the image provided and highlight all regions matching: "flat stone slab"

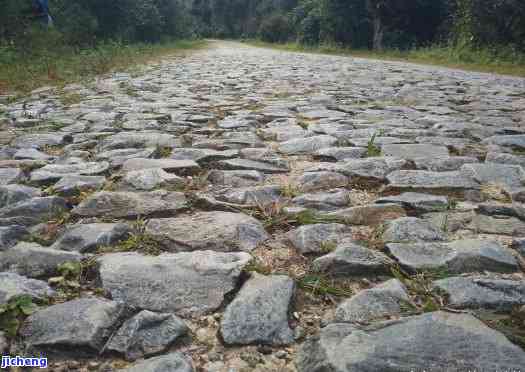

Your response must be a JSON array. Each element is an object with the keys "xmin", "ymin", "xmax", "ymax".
[
  {"xmin": 433, "ymin": 275, "xmax": 525, "ymax": 311},
  {"xmin": 218, "ymin": 158, "xmax": 289, "ymax": 174},
  {"xmin": 278, "ymin": 135, "xmax": 337, "ymax": 155},
  {"xmin": 221, "ymin": 273, "xmax": 295, "ymax": 346},
  {"xmin": 0, "ymin": 196, "xmax": 68, "ymax": 227},
  {"xmin": 0, "ymin": 272, "xmax": 56, "ymax": 305},
  {"xmin": 386, "ymin": 170, "xmax": 479, "ymax": 192},
  {"xmin": 382, "ymin": 144, "xmax": 449, "ymax": 159},
  {"xmin": 99, "ymin": 132, "xmax": 177, "ymax": 150},
  {"xmin": 121, "ymin": 353, "xmax": 194, "ymax": 372},
  {"xmin": 51, "ymin": 175, "xmax": 106, "ymax": 196},
  {"xmin": 0, "ymin": 168, "xmax": 25, "ymax": 185},
  {"xmin": 382, "ymin": 217, "xmax": 446, "ymax": 243},
  {"xmin": 313, "ymin": 243, "xmax": 395, "ymax": 277},
  {"xmin": 0, "ymin": 242, "xmax": 83, "ymax": 278},
  {"xmin": 72, "ymin": 190, "xmax": 187, "ymax": 219},
  {"xmin": 0, "ymin": 225, "xmax": 29, "ymax": 250},
  {"xmin": 121, "ymin": 158, "xmax": 200, "ymax": 175},
  {"xmin": 105, "ymin": 310, "xmax": 189, "ymax": 361},
  {"xmin": 334, "ymin": 279, "xmax": 411, "ymax": 323},
  {"xmin": 375, "ymin": 192, "xmax": 448, "ymax": 213},
  {"xmin": 51, "ymin": 223, "xmax": 132, "ymax": 253},
  {"xmin": 295, "ymin": 171, "xmax": 349, "ymax": 192},
  {"xmin": 12, "ymin": 133, "xmax": 71, "ymax": 149},
  {"xmin": 123, "ymin": 168, "xmax": 185, "ymax": 191},
  {"xmin": 296, "ymin": 311, "xmax": 525, "ymax": 371},
  {"xmin": 0, "ymin": 184, "xmax": 41, "ymax": 209},
  {"xmin": 325, "ymin": 203, "xmax": 406, "ymax": 225},
  {"xmin": 218, "ymin": 185, "xmax": 282, "ymax": 207},
  {"xmin": 145, "ymin": 211, "xmax": 268, "ymax": 252},
  {"xmin": 292, "ymin": 189, "xmax": 351, "ymax": 211},
  {"xmin": 461, "ymin": 163, "xmax": 525, "ymax": 193},
  {"xmin": 30, "ymin": 161, "xmax": 110, "ymax": 183},
  {"xmin": 286, "ymin": 223, "xmax": 352, "ymax": 253},
  {"xmin": 96, "ymin": 148, "xmax": 157, "ymax": 167},
  {"xmin": 97, "ymin": 251, "xmax": 251, "ymax": 316},
  {"xmin": 207, "ymin": 170, "xmax": 265, "ymax": 187},
  {"xmin": 386, "ymin": 239, "xmax": 518, "ymax": 274},
  {"xmin": 21, "ymin": 298, "xmax": 125, "ymax": 352}
]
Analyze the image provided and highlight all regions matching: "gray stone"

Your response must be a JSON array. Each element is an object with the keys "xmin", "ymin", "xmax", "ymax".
[
  {"xmin": 286, "ymin": 223, "xmax": 352, "ymax": 253},
  {"xmin": 295, "ymin": 172, "xmax": 348, "ymax": 192},
  {"xmin": 51, "ymin": 175, "xmax": 106, "ymax": 196},
  {"xmin": 386, "ymin": 170, "xmax": 479, "ymax": 192},
  {"xmin": 414, "ymin": 156, "xmax": 479, "ymax": 171},
  {"xmin": 121, "ymin": 353, "xmax": 194, "ymax": 372},
  {"xmin": 278, "ymin": 135, "xmax": 337, "ymax": 155},
  {"xmin": 171, "ymin": 148, "xmax": 238, "ymax": 163},
  {"xmin": 123, "ymin": 168, "xmax": 185, "ymax": 191},
  {"xmin": 382, "ymin": 217, "xmax": 446, "ymax": 243},
  {"xmin": 335, "ymin": 158, "xmax": 398, "ymax": 183},
  {"xmin": 51, "ymin": 223, "xmax": 132, "ymax": 253},
  {"xmin": 105, "ymin": 310, "xmax": 189, "ymax": 361},
  {"xmin": 97, "ymin": 251, "xmax": 251, "ymax": 316},
  {"xmin": 313, "ymin": 243, "xmax": 394, "ymax": 277},
  {"xmin": 121, "ymin": 158, "xmax": 200, "ymax": 175},
  {"xmin": 13, "ymin": 148, "xmax": 54, "ymax": 161},
  {"xmin": 296, "ymin": 311, "xmax": 525, "ymax": 371},
  {"xmin": 433, "ymin": 275, "xmax": 525, "ymax": 311},
  {"xmin": 72, "ymin": 190, "xmax": 187, "ymax": 219},
  {"xmin": 12, "ymin": 133, "xmax": 71, "ymax": 149},
  {"xmin": 386, "ymin": 239, "xmax": 518, "ymax": 274},
  {"xmin": 96, "ymin": 148, "xmax": 157, "ymax": 167},
  {"xmin": 0, "ymin": 272, "xmax": 56, "ymax": 305},
  {"xmin": 218, "ymin": 159, "xmax": 288, "ymax": 174},
  {"xmin": 292, "ymin": 189, "xmax": 351, "ymax": 211},
  {"xmin": 0, "ymin": 168, "xmax": 25, "ymax": 185},
  {"xmin": 382, "ymin": 144, "xmax": 449, "ymax": 159},
  {"xmin": 314, "ymin": 147, "xmax": 366, "ymax": 161},
  {"xmin": 240, "ymin": 148, "xmax": 290, "ymax": 169},
  {"xmin": 207, "ymin": 170, "xmax": 264, "ymax": 187},
  {"xmin": 100, "ymin": 132, "xmax": 178, "ymax": 151},
  {"xmin": 219, "ymin": 185, "xmax": 282, "ymax": 206},
  {"xmin": 0, "ymin": 196, "xmax": 68, "ymax": 226},
  {"xmin": 512, "ymin": 238, "xmax": 525, "ymax": 256},
  {"xmin": 21, "ymin": 298, "xmax": 125, "ymax": 352},
  {"xmin": 486, "ymin": 151, "xmax": 525, "ymax": 168},
  {"xmin": 469, "ymin": 214, "xmax": 525, "ymax": 236},
  {"xmin": 334, "ymin": 279, "xmax": 411, "ymax": 323},
  {"xmin": 0, "ymin": 225, "xmax": 29, "ymax": 250},
  {"xmin": 0, "ymin": 184, "xmax": 41, "ymax": 209},
  {"xmin": 0, "ymin": 242, "xmax": 83, "ymax": 278},
  {"xmin": 325, "ymin": 204, "xmax": 406, "ymax": 225},
  {"xmin": 375, "ymin": 192, "xmax": 449, "ymax": 213},
  {"xmin": 483, "ymin": 134, "xmax": 525, "ymax": 150},
  {"xmin": 461, "ymin": 163, "xmax": 525, "ymax": 194},
  {"xmin": 221, "ymin": 273, "xmax": 295, "ymax": 346},
  {"xmin": 30, "ymin": 161, "xmax": 110, "ymax": 183},
  {"xmin": 145, "ymin": 211, "xmax": 268, "ymax": 252}
]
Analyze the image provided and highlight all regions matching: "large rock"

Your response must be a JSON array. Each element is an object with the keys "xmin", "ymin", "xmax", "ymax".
[
  {"xmin": 386, "ymin": 170, "xmax": 479, "ymax": 192},
  {"xmin": 375, "ymin": 192, "xmax": 448, "ymax": 213},
  {"xmin": 433, "ymin": 275, "xmax": 525, "ymax": 311},
  {"xmin": 51, "ymin": 223, "xmax": 132, "ymax": 253},
  {"xmin": 325, "ymin": 204, "xmax": 406, "ymax": 225},
  {"xmin": 461, "ymin": 163, "xmax": 525, "ymax": 194},
  {"xmin": 96, "ymin": 148, "xmax": 157, "ymax": 167},
  {"xmin": 72, "ymin": 190, "xmax": 187, "ymax": 219},
  {"xmin": 100, "ymin": 132, "xmax": 178, "ymax": 150},
  {"xmin": 292, "ymin": 189, "xmax": 351, "ymax": 211},
  {"xmin": 21, "ymin": 298, "xmax": 125, "ymax": 352},
  {"xmin": 218, "ymin": 159, "xmax": 288, "ymax": 174},
  {"xmin": 0, "ymin": 272, "xmax": 56, "ymax": 305},
  {"xmin": 334, "ymin": 279, "xmax": 411, "ymax": 323},
  {"xmin": 97, "ymin": 251, "xmax": 251, "ymax": 316},
  {"xmin": 121, "ymin": 159, "xmax": 200, "ymax": 175},
  {"xmin": 382, "ymin": 217, "xmax": 446, "ymax": 243},
  {"xmin": 0, "ymin": 196, "xmax": 69, "ymax": 226},
  {"xmin": 12, "ymin": 133, "xmax": 71, "ymax": 149},
  {"xmin": 286, "ymin": 223, "xmax": 352, "ymax": 254},
  {"xmin": 50, "ymin": 175, "xmax": 106, "ymax": 196},
  {"xmin": 0, "ymin": 242, "xmax": 83, "ymax": 278},
  {"xmin": 294, "ymin": 171, "xmax": 348, "ymax": 192},
  {"xmin": 313, "ymin": 243, "xmax": 394, "ymax": 277},
  {"xmin": 483, "ymin": 134, "xmax": 525, "ymax": 150},
  {"xmin": 295, "ymin": 311, "xmax": 525, "ymax": 371},
  {"xmin": 123, "ymin": 168, "xmax": 185, "ymax": 191},
  {"xmin": 278, "ymin": 135, "xmax": 337, "ymax": 155},
  {"xmin": 0, "ymin": 225, "xmax": 29, "ymax": 250},
  {"xmin": 221, "ymin": 273, "xmax": 295, "ymax": 346},
  {"xmin": 218, "ymin": 185, "xmax": 282, "ymax": 207},
  {"xmin": 145, "ymin": 211, "xmax": 268, "ymax": 252},
  {"xmin": 207, "ymin": 170, "xmax": 265, "ymax": 187},
  {"xmin": 0, "ymin": 184, "xmax": 41, "ymax": 209},
  {"xmin": 105, "ymin": 310, "xmax": 189, "ymax": 361},
  {"xmin": 0, "ymin": 168, "xmax": 25, "ymax": 185},
  {"xmin": 386, "ymin": 239, "xmax": 518, "ymax": 274},
  {"xmin": 30, "ymin": 161, "xmax": 110, "ymax": 183},
  {"xmin": 121, "ymin": 353, "xmax": 194, "ymax": 372},
  {"xmin": 382, "ymin": 144, "xmax": 448, "ymax": 159}
]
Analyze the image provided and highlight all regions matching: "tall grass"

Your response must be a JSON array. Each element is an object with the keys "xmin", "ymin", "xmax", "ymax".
[
  {"xmin": 0, "ymin": 30, "xmax": 206, "ymax": 94},
  {"xmin": 248, "ymin": 40, "xmax": 525, "ymax": 77}
]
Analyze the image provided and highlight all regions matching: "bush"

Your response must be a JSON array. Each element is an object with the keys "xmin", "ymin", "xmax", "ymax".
[{"xmin": 259, "ymin": 14, "xmax": 294, "ymax": 43}]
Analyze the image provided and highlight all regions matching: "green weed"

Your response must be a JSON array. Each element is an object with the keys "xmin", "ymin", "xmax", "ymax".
[{"xmin": 0, "ymin": 295, "xmax": 38, "ymax": 338}]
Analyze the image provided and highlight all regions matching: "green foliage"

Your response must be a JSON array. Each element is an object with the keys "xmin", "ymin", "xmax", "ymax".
[
  {"xmin": 366, "ymin": 132, "xmax": 382, "ymax": 157},
  {"xmin": 259, "ymin": 13, "xmax": 293, "ymax": 43},
  {"xmin": 0, "ymin": 296, "xmax": 38, "ymax": 338}
]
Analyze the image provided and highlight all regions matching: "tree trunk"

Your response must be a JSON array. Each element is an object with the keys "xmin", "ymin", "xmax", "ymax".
[{"xmin": 372, "ymin": 15, "xmax": 384, "ymax": 50}]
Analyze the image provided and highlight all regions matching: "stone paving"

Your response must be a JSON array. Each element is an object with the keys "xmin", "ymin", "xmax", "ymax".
[{"xmin": 1, "ymin": 40, "xmax": 525, "ymax": 371}]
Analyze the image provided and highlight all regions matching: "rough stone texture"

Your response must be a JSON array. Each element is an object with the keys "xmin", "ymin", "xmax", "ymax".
[
  {"xmin": 121, "ymin": 353, "xmax": 194, "ymax": 372},
  {"xmin": 294, "ymin": 171, "xmax": 348, "ymax": 192},
  {"xmin": 433, "ymin": 275, "xmax": 525, "ymax": 311},
  {"xmin": 221, "ymin": 273, "xmax": 295, "ymax": 345},
  {"xmin": 51, "ymin": 175, "xmax": 106, "ymax": 196},
  {"xmin": 0, "ymin": 272, "xmax": 56, "ymax": 305},
  {"xmin": 0, "ymin": 184, "xmax": 41, "ymax": 209},
  {"xmin": 313, "ymin": 243, "xmax": 394, "ymax": 277},
  {"xmin": 386, "ymin": 170, "xmax": 479, "ymax": 192},
  {"xmin": 20, "ymin": 298, "xmax": 125, "ymax": 351},
  {"xmin": 334, "ymin": 279, "xmax": 411, "ymax": 323},
  {"xmin": 97, "ymin": 251, "xmax": 251, "ymax": 315},
  {"xmin": 105, "ymin": 310, "xmax": 189, "ymax": 361},
  {"xmin": 0, "ymin": 225, "xmax": 29, "ymax": 250},
  {"xmin": 51, "ymin": 223, "xmax": 132, "ymax": 253},
  {"xmin": 0, "ymin": 168, "xmax": 25, "ymax": 185},
  {"xmin": 375, "ymin": 192, "xmax": 449, "ymax": 213},
  {"xmin": 0, "ymin": 196, "xmax": 68, "ymax": 226},
  {"xmin": 121, "ymin": 158, "xmax": 200, "ymax": 175},
  {"xmin": 278, "ymin": 135, "xmax": 337, "ymax": 155},
  {"xmin": 0, "ymin": 242, "xmax": 83, "ymax": 278},
  {"xmin": 286, "ymin": 223, "xmax": 352, "ymax": 253},
  {"xmin": 382, "ymin": 144, "xmax": 449, "ymax": 159},
  {"xmin": 145, "ymin": 211, "xmax": 268, "ymax": 252},
  {"xmin": 386, "ymin": 239, "xmax": 518, "ymax": 274},
  {"xmin": 296, "ymin": 311, "xmax": 525, "ymax": 371},
  {"xmin": 382, "ymin": 217, "xmax": 446, "ymax": 243},
  {"xmin": 326, "ymin": 204, "xmax": 406, "ymax": 225},
  {"xmin": 123, "ymin": 168, "xmax": 185, "ymax": 191},
  {"xmin": 30, "ymin": 161, "xmax": 110, "ymax": 183},
  {"xmin": 72, "ymin": 190, "xmax": 187, "ymax": 218}
]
